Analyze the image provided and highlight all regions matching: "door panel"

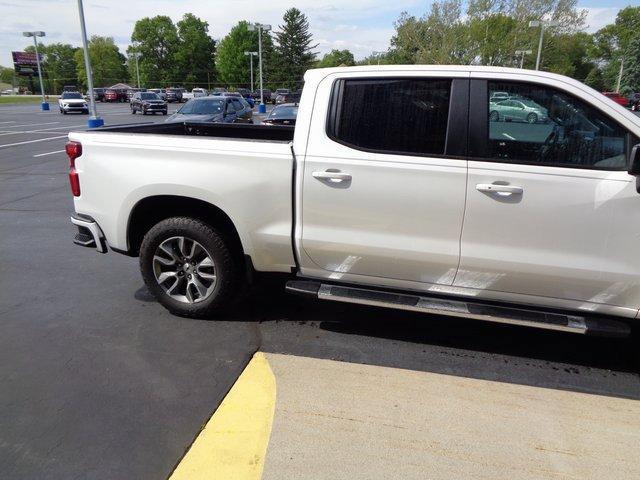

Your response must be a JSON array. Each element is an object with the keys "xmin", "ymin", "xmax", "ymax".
[
  {"xmin": 302, "ymin": 155, "xmax": 466, "ymax": 284},
  {"xmin": 458, "ymin": 78, "xmax": 640, "ymax": 310},
  {"xmin": 300, "ymin": 75, "xmax": 469, "ymax": 286}
]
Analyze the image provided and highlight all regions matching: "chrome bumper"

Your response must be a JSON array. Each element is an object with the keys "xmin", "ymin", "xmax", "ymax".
[{"xmin": 70, "ymin": 214, "xmax": 108, "ymax": 253}]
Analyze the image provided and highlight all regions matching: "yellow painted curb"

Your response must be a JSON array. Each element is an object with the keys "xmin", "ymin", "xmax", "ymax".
[{"xmin": 169, "ymin": 352, "xmax": 276, "ymax": 480}]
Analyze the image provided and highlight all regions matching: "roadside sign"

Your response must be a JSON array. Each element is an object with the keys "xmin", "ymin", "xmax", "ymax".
[{"xmin": 12, "ymin": 51, "xmax": 43, "ymax": 76}]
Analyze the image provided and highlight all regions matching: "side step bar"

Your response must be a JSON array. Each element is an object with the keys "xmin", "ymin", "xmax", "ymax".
[{"xmin": 285, "ymin": 280, "xmax": 631, "ymax": 338}]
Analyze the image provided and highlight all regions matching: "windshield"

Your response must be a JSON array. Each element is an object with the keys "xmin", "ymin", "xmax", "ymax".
[
  {"xmin": 178, "ymin": 99, "xmax": 225, "ymax": 115},
  {"xmin": 140, "ymin": 93, "xmax": 159, "ymax": 100},
  {"xmin": 269, "ymin": 106, "xmax": 298, "ymax": 118},
  {"xmin": 62, "ymin": 92, "xmax": 83, "ymax": 99}
]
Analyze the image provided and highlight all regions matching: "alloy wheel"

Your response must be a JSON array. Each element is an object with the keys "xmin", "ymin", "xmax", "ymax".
[{"xmin": 152, "ymin": 236, "xmax": 217, "ymax": 304}]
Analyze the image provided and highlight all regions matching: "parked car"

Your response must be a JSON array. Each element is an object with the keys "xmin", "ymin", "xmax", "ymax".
[
  {"xmin": 262, "ymin": 103, "xmax": 298, "ymax": 126},
  {"xmin": 489, "ymin": 98, "xmax": 548, "ymax": 123},
  {"xmin": 58, "ymin": 91, "xmax": 88, "ymax": 114},
  {"xmin": 602, "ymin": 92, "xmax": 629, "ymax": 107},
  {"xmin": 92, "ymin": 88, "xmax": 105, "ymax": 102},
  {"xmin": 253, "ymin": 88, "xmax": 272, "ymax": 103},
  {"xmin": 192, "ymin": 88, "xmax": 208, "ymax": 98},
  {"xmin": 126, "ymin": 88, "xmax": 146, "ymax": 102},
  {"xmin": 275, "ymin": 92, "xmax": 301, "ymax": 105},
  {"xmin": 212, "ymin": 87, "xmax": 227, "ymax": 94},
  {"xmin": 490, "ymin": 91, "xmax": 510, "ymax": 101},
  {"xmin": 166, "ymin": 88, "xmax": 184, "ymax": 103},
  {"xmin": 628, "ymin": 93, "xmax": 640, "ymax": 111},
  {"xmin": 68, "ymin": 66, "xmax": 640, "ymax": 340},
  {"xmin": 104, "ymin": 88, "xmax": 128, "ymax": 102},
  {"xmin": 63, "ymin": 85, "xmax": 78, "ymax": 92},
  {"xmin": 218, "ymin": 91, "xmax": 254, "ymax": 108},
  {"xmin": 146, "ymin": 88, "xmax": 167, "ymax": 101},
  {"xmin": 165, "ymin": 96, "xmax": 252, "ymax": 123},
  {"xmin": 130, "ymin": 91, "xmax": 167, "ymax": 115}
]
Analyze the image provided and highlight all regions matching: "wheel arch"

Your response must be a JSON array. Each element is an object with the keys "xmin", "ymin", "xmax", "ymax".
[{"xmin": 125, "ymin": 195, "xmax": 245, "ymax": 260}]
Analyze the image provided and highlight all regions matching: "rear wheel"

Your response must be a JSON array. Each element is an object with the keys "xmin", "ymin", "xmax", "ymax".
[
  {"xmin": 139, "ymin": 217, "xmax": 241, "ymax": 318},
  {"xmin": 527, "ymin": 112, "xmax": 538, "ymax": 124},
  {"xmin": 489, "ymin": 110, "xmax": 499, "ymax": 122}
]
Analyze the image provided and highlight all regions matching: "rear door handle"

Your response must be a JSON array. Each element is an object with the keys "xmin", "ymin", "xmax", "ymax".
[
  {"xmin": 312, "ymin": 170, "xmax": 352, "ymax": 183},
  {"xmin": 476, "ymin": 183, "xmax": 523, "ymax": 195}
]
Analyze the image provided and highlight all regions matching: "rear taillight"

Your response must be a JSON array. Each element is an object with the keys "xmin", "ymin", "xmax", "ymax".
[{"xmin": 66, "ymin": 141, "xmax": 82, "ymax": 197}]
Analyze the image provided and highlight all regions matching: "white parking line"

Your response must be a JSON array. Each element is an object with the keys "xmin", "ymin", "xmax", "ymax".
[
  {"xmin": 0, "ymin": 121, "xmax": 16, "ymax": 124},
  {"xmin": 0, "ymin": 124, "xmax": 85, "ymax": 136},
  {"xmin": 33, "ymin": 149, "xmax": 66, "ymax": 157},
  {"xmin": 0, "ymin": 135, "xmax": 67, "ymax": 149},
  {"xmin": 2, "ymin": 121, "xmax": 60, "ymax": 128}
]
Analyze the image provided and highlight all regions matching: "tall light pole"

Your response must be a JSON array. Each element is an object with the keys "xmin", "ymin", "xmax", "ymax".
[
  {"xmin": 131, "ymin": 42, "xmax": 141, "ymax": 88},
  {"xmin": 515, "ymin": 49, "xmax": 532, "ymax": 69},
  {"xmin": 248, "ymin": 23, "xmax": 271, "ymax": 113},
  {"xmin": 244, "ymin": 51, "xmax": 257, "ymax": 91},
  {"xmin": 76, "ymin": 0, "xmax": 103, "ymax": 127},
  {"xmin": 529, "ymin": 20, "xmax": 558, "ymax": 71},
  {"xmin": 22, "ymin": 31, "xmax": 48, "ymax": 111}
]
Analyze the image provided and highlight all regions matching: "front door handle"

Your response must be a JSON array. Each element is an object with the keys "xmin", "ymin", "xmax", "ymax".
[
  {"xmin": 312, "ymin": 170, "xmax": 352, "ymax": 183},
  {"xmin": 476, "ymin": 183, "xmax": 523, "ymax": 195}
]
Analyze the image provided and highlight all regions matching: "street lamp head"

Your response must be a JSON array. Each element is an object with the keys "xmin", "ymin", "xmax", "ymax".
[
  {"xmin": 23, "ymin": 31, "xmax": 45, "ymax": 37},
  {"xmin": 34, "ymin": 31, "xmax": 45, "ymax": 37},
  {"xmin": 528, "ymin": 20, "xmax": 540, "ymax": 27},
  {"xmin": 22, "ymin": 31, "xmax": 33, "ymax": 37}
]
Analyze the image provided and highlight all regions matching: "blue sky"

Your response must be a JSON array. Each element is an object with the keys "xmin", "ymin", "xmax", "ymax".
[{"xmin": 0, "ymin": 0, "xmax": 632, "ymax": 68}]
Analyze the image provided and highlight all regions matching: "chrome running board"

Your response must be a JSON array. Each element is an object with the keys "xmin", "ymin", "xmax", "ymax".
[{"xmin": 285, "ymin": 280, "xmax": 631, "ymax": 338}]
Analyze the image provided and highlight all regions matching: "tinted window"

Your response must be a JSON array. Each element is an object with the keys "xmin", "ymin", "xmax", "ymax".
[
  {"xmin": 61, "ymin": 92, "xmax": 82, "ymax": 99},
  {"xmin": 487, "ymin": 81, "xmax": 628, "ymax": 170},
  {"xmin": 332, "ymin": 78, "xmax": 451, "ymax": 156},
  {"xmin": 140, "ymin": 93, "xmax": 159, "ymax": 100},
  {"xmin": 178, "ymin": 99, "xmax": 224, "ymax": 115},
  {"xmin": 232, "ymin": 99, "xmax": 244, "ymax": 111},
  {"xmin": 270, "ymin": 105, "xmax": 298, "ymax": 118}
]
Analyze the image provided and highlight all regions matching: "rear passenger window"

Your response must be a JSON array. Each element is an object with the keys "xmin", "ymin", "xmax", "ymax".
[
  {"xmin": 232, "ymin": 99, "xmax": 244, "ymax": 111},
  {"xmin": 487, "ymin": 81, "xmax": 628, "ymax": 170},
  {"xmin": 331, "ymin": 78, "xmax": 452, "ymax": 156}
]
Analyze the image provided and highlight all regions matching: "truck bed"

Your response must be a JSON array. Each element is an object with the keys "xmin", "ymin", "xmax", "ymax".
[{"xmin": 95, "ymin": 121, "xmax": 294, "ymax": 142}]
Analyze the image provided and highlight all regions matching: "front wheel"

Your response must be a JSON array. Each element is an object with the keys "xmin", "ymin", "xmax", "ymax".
[
  {"xmin": 139, "ymin": 217, "xmax": 241, "ymax": 318},
  {"xmin": 527, "ymin": 113, "xmax": 538, "ymax": 124},
  {"xmin": 489, "ymin": 110, "xmax": 499, "ymax": 122}
]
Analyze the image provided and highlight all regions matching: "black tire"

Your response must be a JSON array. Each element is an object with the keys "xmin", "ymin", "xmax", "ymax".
[
  {"xmin": 163, "ymin": 110, "xmax": 167, "ymax": 115},
  {"xmin": 131, "ymin": 107, "xmax": 136, "ymax": 114},
  {"xmin": 142, "ymin": 108, "xmax": 147, "ymax": 115},
  {"xmin": 139, "ymin": 217, "xmax": 241, "ymax": 318},
  {"xmin": 527, "ymin": 112, "xmax": 538, "ymax": 124},
  {"xmin": 489, "ymin": 110, "xmax": 499, "ymax": 122}
]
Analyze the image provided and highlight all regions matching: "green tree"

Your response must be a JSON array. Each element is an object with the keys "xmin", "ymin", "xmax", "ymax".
[
  {"xmin": 621, "ymin": 34, "xmax": 640, "ymax": 94},
  {"xmin": 542, "ymin": 32, "xmax": 595, "ymax": 80},
  {"xmin": 0, "ymin": 66, "xmax": 13, "ymax": 84},
  {"xmin": 592, "ymin": 7, "xmax": 640, "ymax": 90},
  {"xmin": 175, "ymin": 13, "xmax": 216, "ymax": 87},
  {"xmin": 41, "ymin": 43, "xmax": 79, "ymax": 94},
  {"xmin": 316, "ymin": 49, "xmax": 355, "ymax": 68},
  {"xmin": 215, "ymin": 21, "xmax": 276, "ymax": 89},
  {"xmin": 273, "ymin": 8, "xmax": 317, "ymax": 88},
  {"xmin": 131, "ymin": 15, "xmax": 179, "ymax": 87},
  {"xmin": 584, "ymin": 67, "xmax": 605, "ymax": 91},
  {"xmin": 74, "ymin": 36, "xmax": 128, "ymax": 89}
]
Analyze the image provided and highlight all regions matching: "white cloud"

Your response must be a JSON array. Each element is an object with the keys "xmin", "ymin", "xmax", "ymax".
[
  {"xmin": 0, "ymin": 0, "xmax": 420, "ymax": 67},
  {"xmin": 582, "ymin": 7, "xmax": 620, "ymax": 33}
]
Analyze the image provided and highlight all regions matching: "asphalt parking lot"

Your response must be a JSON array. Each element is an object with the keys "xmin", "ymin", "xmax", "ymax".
[{"xmin": 1, "ymin": 102, "xmax": 640, "ymax": 479}]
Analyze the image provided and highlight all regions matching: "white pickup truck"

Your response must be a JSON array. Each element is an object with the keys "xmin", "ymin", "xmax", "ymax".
[{"xmin": 68, "ymin": 66, "xmax": 640, "ymax": 337}]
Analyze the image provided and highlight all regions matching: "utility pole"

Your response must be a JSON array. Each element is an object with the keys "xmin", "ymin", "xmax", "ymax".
[
  {"xmin": 515, "ymin": 49, "xmax": 532, "ymax": 69},
  {"xmin": 76, "ymin": 0, "xmax": 103, "ymax": 127},
  {"xmin": 529, "ymin": 20, "xmax": 559, "ymax": 70},
  {"xmin": 131, "ymin": 41, "xmax": 141, "ymax": 88},
  {"xmin": 616, "ymin": 58, "xmax": 624, "ymax": 93},
  {"xmin": 22, "ymin": 31, "xmax": 48, "ymax": 110},
  {"xmin": 248, "ymin": 23, "xmax": 271, "ymax": 113},
  {"xmin": 244, "ymin": 51, "xmax": 257, "ymax": 91}
]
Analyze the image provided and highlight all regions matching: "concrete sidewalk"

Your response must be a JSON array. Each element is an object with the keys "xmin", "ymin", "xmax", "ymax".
[
  {"xmin": 171, "ymin": 352, "xmax": 640, "ymax": 480},
  {"xmin": 262, "ymin": 353, "xmax": 639, "ymax": 480}
]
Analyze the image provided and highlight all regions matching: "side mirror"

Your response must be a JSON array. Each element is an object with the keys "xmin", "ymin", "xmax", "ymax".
[
  {"xmin": 628, "ymin": 144, "xmax": 640, "ymax": 193},
  {"xmin": 628, "ymin": 144, "xmax": 640, "ymax": 176}
]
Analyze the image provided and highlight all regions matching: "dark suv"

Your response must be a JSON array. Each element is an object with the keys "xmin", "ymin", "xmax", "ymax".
[
  {"xmin": 130, "ymin": 91, "xmax": 167, "ymax": 115},
  {"xmin": 166, "ymin": 88, "xmax": 184, "ymax": 103}
]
